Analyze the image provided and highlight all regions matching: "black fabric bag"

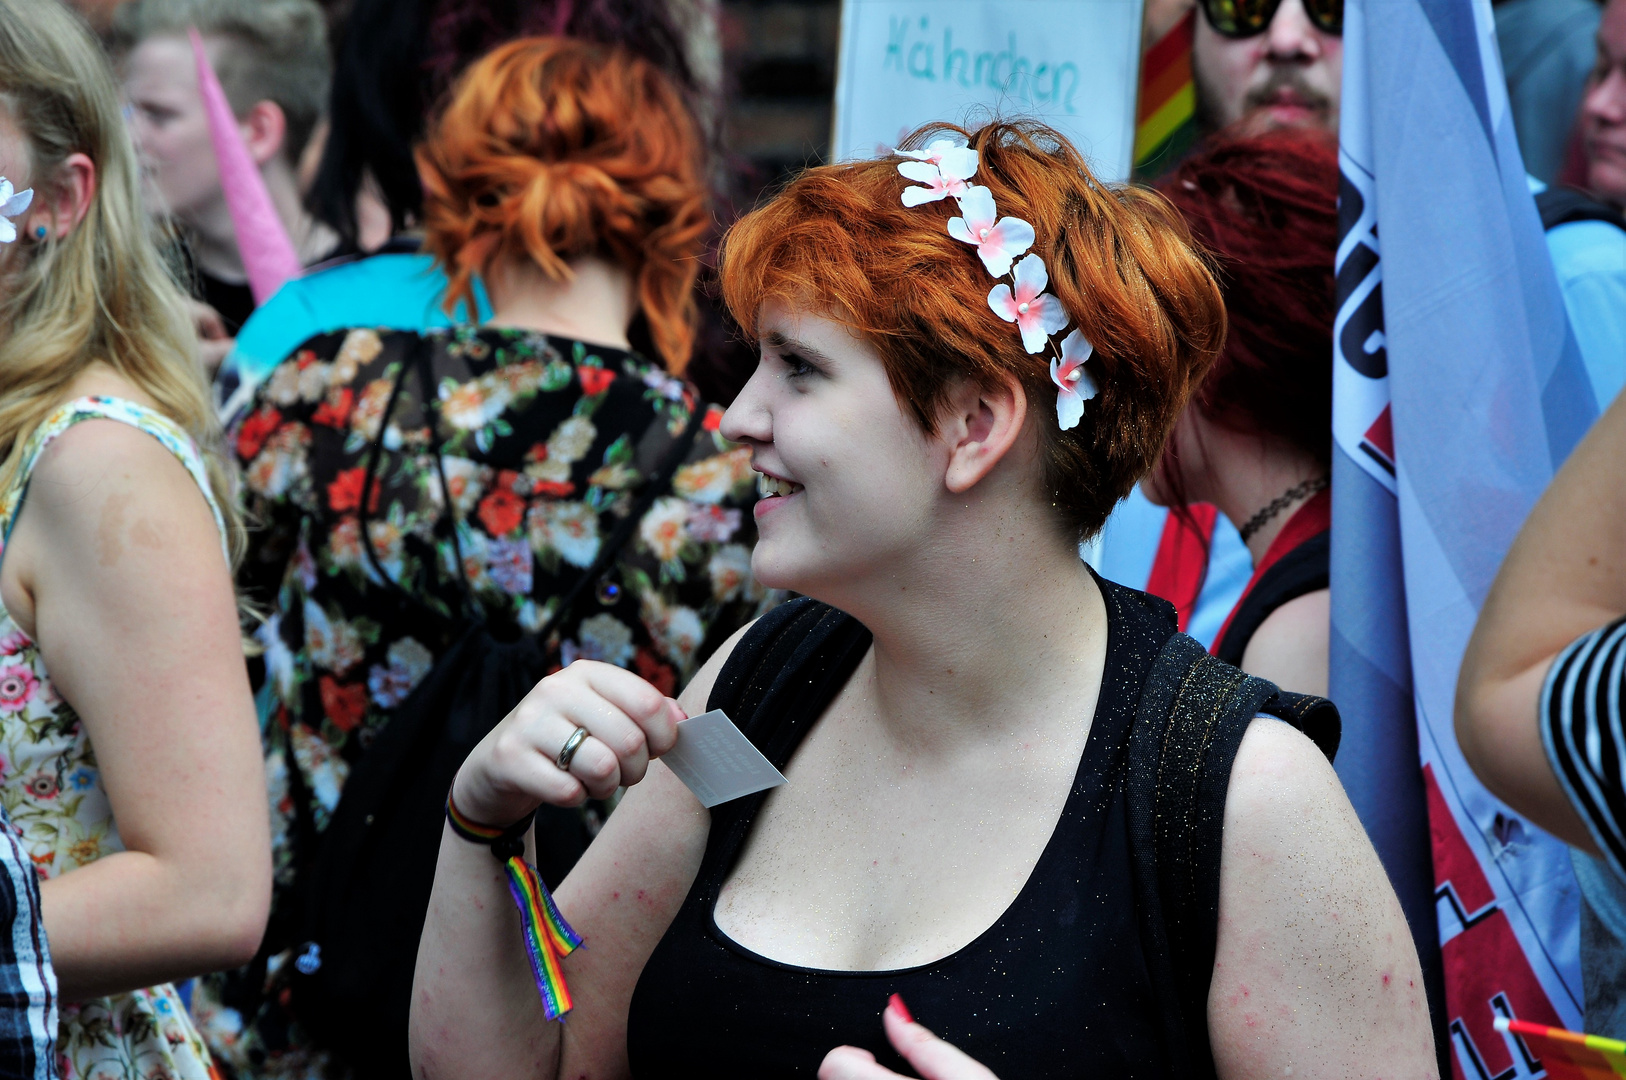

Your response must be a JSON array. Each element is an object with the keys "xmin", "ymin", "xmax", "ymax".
[
  {"xmin": 281, "ymin": 339, "xmax": 701, "ymax": 1079},
  {"xmin": 703, "ymin": 593, "xmax": 1340, "ymax": 1079}
]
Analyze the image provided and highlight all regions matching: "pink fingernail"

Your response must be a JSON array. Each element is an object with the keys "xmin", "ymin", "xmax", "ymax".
[{"xmin": 887, "ymin": 993, "xmax": 913, "ymax": 1024}]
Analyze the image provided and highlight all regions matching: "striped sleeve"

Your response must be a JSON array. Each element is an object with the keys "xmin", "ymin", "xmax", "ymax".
[
  {"xmin": 1540, "ymin": 615, "xmax": 1626, "ymax": 881},
  {"xmin": 0, "ymin": 808, "xmax": 55, "ymax": 1079}
]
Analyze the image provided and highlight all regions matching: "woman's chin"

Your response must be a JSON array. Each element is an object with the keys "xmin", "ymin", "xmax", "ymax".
[
  {"xmin": 749, "ymin": 545, "xmax": 801, "ymax": 593},
  {"xmin": 748, "ymin": 540, "xmax": 841, "ymax": 598}
]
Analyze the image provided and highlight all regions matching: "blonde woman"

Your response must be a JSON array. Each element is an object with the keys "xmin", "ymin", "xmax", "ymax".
[{"xmin": 0, "ymin": 2, "xmax": 271, "ymax": 1078}]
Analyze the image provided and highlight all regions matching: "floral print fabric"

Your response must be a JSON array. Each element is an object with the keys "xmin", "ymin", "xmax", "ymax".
[
  {"xmin": 0, "ymin": 396, "xmax": 225, "ymax": 1080},
  {"xmin": 199, "ymin": 326, "xmax": 772, "ymax": 1078}
]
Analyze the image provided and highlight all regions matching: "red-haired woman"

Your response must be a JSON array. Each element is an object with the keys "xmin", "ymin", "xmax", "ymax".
[
  {"xmin": 1143, "ymin": 132, "xmax": 1338, "ymax": 696},
  {"xmin": 199, "ymin": 38, "xmax": 771, "ymax": 1077},
  {"xmin": 410, "ymin": 121, "xmax": 1435, "ymax": 1078}
]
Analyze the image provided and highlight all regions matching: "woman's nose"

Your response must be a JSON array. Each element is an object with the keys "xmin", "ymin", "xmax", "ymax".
[{"xmin": 720, "ymin": 365, "xmax": 773, "ymax": 445}]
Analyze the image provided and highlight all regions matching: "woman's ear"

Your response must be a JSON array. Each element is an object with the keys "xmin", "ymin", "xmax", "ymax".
[
  {"xmin": 942, "ymin": 374, "xmax": 1028, "ymax": 494},
  {"xmin": 26, "ymin": 152, "xmax": 95, "ymax": 241}
]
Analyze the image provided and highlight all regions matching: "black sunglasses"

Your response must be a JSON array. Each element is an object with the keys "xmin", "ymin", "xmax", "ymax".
[{"xmin": 1198, "ymin": 0, "xmax": 1342, "ymax": 38}]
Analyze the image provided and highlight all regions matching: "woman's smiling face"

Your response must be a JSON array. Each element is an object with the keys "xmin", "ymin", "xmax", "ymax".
[{"xmin": 720, "ymin": 299, "xmax": 952, "ymax": 599}]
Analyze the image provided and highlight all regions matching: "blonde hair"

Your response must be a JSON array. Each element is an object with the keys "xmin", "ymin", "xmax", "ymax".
[{"xmin": 0, "ymin": 0, "xmax": 241, "ymax": 567}]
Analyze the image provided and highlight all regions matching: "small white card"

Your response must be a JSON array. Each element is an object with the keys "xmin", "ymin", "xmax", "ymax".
[{"xmin": 662, "ymin": 709, "xmax": 787, "ymax": 809}]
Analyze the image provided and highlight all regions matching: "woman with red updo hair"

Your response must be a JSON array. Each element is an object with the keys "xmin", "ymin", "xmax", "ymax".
[
  {"xmin": 1144, "ymin": 131, "xmax": 1339, "ymax": 696},
  {"xmin": 211, "ymin": 37, "xmax": 771, "ymax": 1078},
  {"xmin": 412, "ymin": 121, "xmax": 1433, "ymax": 1079}
]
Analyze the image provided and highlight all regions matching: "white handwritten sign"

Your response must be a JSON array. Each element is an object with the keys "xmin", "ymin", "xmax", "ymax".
[{"xmin": 832, "ymin": 0, "xmax": 1145, "ymax": 181}]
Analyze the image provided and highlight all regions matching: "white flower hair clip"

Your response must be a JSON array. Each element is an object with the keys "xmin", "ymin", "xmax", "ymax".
[
  {"xmin": 0, "ymin": 178, "xmax": 33, "ymax": 244},
  {"xmin": 894, "ymin": 142, "xmax": 1096, "ymax": 430}
]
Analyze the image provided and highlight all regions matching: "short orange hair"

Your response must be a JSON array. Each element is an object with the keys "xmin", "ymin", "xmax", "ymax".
[
  {"xmin": 720, "ymin": 120, "xmax": 1226, "ymax": 538},
  {"xmin": 417, "ymin": 37, "xmax": 707, "ymax": 372}
]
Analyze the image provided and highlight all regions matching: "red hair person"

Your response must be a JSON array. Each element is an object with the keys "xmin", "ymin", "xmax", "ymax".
[
  {"xmin": 209, "ymin": 37, "xmax": 772, "ymax": 1076},
  {"xmin": 1143, "ymin": 130, "xmax": 1338, "ymax": 696},
  {"xmin": 411, "ymin": 120, "xmax": 1433, "ymax": 1078}
]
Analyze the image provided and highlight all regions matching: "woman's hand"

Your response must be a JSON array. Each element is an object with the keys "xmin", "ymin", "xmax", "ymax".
[
  {"xmin": 820, "ymin": 996, "xmax": 1001, "ymax": 1080},
  {"xmin": 450, "ymin": 659, "xmax": 685, "ymax": 827}
]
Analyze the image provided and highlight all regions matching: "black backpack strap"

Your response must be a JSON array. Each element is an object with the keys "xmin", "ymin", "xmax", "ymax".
[
  {"xmin": 694, "ymin": 598, "xmax": 871, "ymax": 877},
  {"xmin": 1536, "ymin": 187, "xmax": 1626, "ymax": 232},
  {"xmin": 1127, "ymin": 632, "xmax": 1341, "ymax": 1076},
  {"xmin": 705, "ymin": 597, "xmax": 871, "ymax": 767}
]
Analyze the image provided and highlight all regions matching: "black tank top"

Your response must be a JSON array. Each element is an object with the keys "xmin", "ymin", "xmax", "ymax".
[
  {"xmin": 1213, "ymin": 531, "xmax": 1329, "ymax": 666},
  {"xmin": 626, "ymin": 578, "xmax": 1182, "ymax": 1078}
]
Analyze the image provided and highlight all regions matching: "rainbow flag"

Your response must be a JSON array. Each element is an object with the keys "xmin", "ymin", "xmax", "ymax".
[
  {"xmin": 1133, "ymin": 11, "xmax": 1196, "ymax": 179},
  {"xmin": 1496, "ymin": 1018, "xmax": 1626, "ymax": 1079}
]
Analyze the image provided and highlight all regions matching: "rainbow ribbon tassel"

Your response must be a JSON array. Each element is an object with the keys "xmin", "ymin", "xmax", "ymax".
[
  {"xmin": 446, "ymin": 799, "xmax": 582, "ymax": 1021},
  {"xmin": 1495, "ymin": 1017, "xmax": 1626, "ymax": 1079},
  {"xmin": 504, "ymin": 853, "xmax": 583, "ymax": 1020}
]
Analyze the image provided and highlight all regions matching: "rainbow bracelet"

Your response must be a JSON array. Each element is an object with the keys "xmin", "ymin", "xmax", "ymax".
[{"xmin": 446, "ymin": 792, "xmax": 584, "ymax": 1021}]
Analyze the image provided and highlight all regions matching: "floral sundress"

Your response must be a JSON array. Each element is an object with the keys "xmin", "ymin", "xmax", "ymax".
[
  {"xmin": 0, "ymin": 396, "xmax": 226, "ymax": 1080},
  {"xmin": 194, "ymin": 326, "xmax": 776, "ymax": 1078}
]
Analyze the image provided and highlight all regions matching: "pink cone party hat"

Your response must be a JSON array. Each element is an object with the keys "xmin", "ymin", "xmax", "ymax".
[{"xmin": 189, "ymin": 27, "xmax": 300, "ymax": 305}]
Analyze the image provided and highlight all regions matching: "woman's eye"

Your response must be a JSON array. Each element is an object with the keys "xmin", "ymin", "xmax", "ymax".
[{"xmin": 782, "ymin": 353, "xmax": 816, "ymax": 380}]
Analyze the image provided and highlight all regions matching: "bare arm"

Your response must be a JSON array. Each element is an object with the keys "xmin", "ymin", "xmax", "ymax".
[
  {"xmin": 1454, "ymin": 392, "xmax": 1626, "ymax": 854},
  {"xmin": 1239, "ymin": 588, "xmax": 1329, "ymax": 698},
  {"xmin": 410, "ymin": 624, "xmax": 750, "ymax": 1080},
  {"xmin": 1209, "ymin": 719, "xmax": 1436, "ymax": 1078},
  {"xmin": 2, "ymin": 420, "xmax": 271, "ymax": 1000}
]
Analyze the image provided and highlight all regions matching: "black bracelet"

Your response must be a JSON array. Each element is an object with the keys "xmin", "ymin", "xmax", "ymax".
[{"xmin": 445, "ymin": 790, "xmax": 533, "ymax": 861}]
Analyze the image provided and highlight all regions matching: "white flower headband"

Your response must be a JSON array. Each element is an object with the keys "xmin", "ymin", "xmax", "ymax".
[
  {"xmin": 896, "ymin": 140, "xmax": 1097, "ymax": 430},
  {"xmin": 0, "ymin": 178, "xmax": 33, "ymax": 244}
]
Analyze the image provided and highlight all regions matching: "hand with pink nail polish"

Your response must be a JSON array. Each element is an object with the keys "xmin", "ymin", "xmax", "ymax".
[{"xmin": 817, "ymin": 995, "xmax": 1002, "ymax": 1080}]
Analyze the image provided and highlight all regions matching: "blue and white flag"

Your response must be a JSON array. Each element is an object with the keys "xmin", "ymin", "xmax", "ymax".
[{"xmin": 1332, "ymin": 0, "xmax": 1597, "ymax": 1072}]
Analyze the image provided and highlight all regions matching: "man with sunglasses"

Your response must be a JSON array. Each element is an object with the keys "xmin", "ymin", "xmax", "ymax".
[{"xmin": 1192, "ymin": 0, "xmax": 1342, "ymax": 136}]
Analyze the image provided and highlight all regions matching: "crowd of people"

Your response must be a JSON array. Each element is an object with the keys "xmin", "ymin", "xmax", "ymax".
[{"xmin": 0, "ymin": 0, "xmax": 1617, "ymax": 1077}]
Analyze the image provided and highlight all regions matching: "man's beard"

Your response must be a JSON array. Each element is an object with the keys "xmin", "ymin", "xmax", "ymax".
[
  {"xmin": 1238, "ymin": 67, "xmax": 1333, "ymax": 132},
  {"xmin": 1196, "ymin": 65, "xmax": 1333, "ymax": 137}
]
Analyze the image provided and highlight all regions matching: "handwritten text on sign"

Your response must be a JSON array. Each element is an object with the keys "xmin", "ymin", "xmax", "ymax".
[
  {"xmin": 834, "ymin": 0, "xmax": 1144, "ymax": 180},
  {"xmin": 885, "ymin": 20, "xmax": 1083, "ymax": 114}
]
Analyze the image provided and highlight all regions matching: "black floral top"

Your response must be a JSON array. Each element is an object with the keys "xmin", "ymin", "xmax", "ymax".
[{"xmin": 198, "ymin": 325, "xmax": 772, "ymax": 1077}]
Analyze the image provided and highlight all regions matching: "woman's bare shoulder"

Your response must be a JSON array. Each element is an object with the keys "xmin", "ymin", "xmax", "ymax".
[
  {"xmin": 24, "ymin": 415, "xmax": 214, "ymax": 533},
  {"xmin": 1238, "ymin": 587, "xmax": 1329, "ymax": 697},
  {"xmin": 1209, "ymin": 718, "xmax": 1436, "ymax": 1076}
]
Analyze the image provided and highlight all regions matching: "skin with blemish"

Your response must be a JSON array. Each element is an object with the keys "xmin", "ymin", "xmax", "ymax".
[
  {"xmin": 131, "ymin": 516, "xmax": 165, "ymax": 549},
  {"xmin": 95, "ymin": 490, "xmax": 168, "ymax": 568},
  {"xmin": 96, "ymin": 490, "xmax": 129, "ymax": 567},
  {"xmin": 1208, "ymin": 719, "xmax": 1435, "ymax": 1077}
]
